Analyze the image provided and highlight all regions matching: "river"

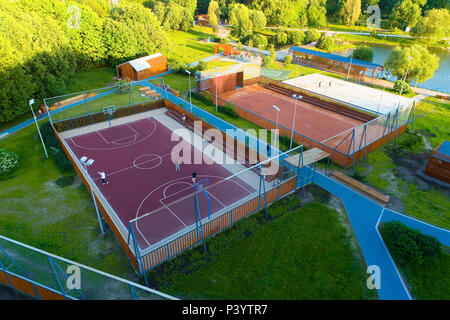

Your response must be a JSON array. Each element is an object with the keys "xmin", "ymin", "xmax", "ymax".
[{"xmin": 334, "ymin": 44, "xmax": 450, "ymax": 94}]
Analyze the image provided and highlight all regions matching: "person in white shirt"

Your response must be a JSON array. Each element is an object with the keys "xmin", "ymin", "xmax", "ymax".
[{"xmin": 98, "ymin": 171, "xmax": 108, "ymax": 185}]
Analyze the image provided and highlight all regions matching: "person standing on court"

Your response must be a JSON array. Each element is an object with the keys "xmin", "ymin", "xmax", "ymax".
[
  {"xmin": 98, "ymin": 171, "xmax": 108, "ymax": 185},
  {"xmin": 175, "ymin": 159, "xmax": 181, "ymax": 172}
]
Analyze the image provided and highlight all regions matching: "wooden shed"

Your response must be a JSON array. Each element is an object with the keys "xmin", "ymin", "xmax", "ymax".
[
  {"xmin": 116, "ymin": 53, "xmax": 168, "ymax": 81},
  {"xmin": 424, "ymin": 141, "xmax": 450, "ymax": 183},
  {"xmin": 196, "ymin": 14, "xmax": 209, "ymax": 26}
]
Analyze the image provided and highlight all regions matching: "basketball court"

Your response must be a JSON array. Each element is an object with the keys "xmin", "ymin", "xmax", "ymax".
[{"xmin": 64, "ymin": 115, "xmax": 257, "ymax": 250}]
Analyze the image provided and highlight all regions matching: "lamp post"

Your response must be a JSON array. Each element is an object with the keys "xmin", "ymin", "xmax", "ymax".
[
  {"xmin": 272, "ymin": 105, "xmax": 280, "ymax": 149},
  {"xmin": 290, "ymin": 94, "xmax": 302, "ymax": 150},
  {"xmin": 80, "ymin": 156, "xmax": 104, "ymax": 235},
  {"xmin": 346, "ymin": 51, "xmax": 353, "ymax": 81},
  {"xmin": 29, "ymin": 99, "xmax": 48, "ymax": 159},
  {"xmin": 185, "ymin": 70, "xmax": 192, "ymax": 112},
  {"xmin": 215, "ymin": 66, "xmax": 219, "ymax": 113}
]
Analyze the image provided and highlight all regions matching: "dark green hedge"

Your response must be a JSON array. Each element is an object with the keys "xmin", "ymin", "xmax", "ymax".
[
  {"xmin": 40, "ymin": 122, "xmax": 72, "ymax": 173},
  {"xmin": 380, "ymin": 221, "xmax": 441, "ymax": 270}
]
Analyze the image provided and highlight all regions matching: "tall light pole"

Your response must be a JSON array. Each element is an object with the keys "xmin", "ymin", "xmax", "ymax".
[
  {"xmin": 290, "ymin": 94, "xmax": 302, "ymax": 150},
  {"xmin": 80, "ymin": 156, "xmax": 104, "ymax": 235},
  {"xmin": 215, "ymin": 66, "xmax": 219, "ymax": 113},
  {"xmin": 29, "ymin": 99, "xmax": 48, "ymax": 159},
  {"xmin": 185, "ymin": 69, "xmax": 192, "ymax": 112},
  {"xmin": 272, "ymin": 105, "xmax": 280, "ymax": 149},
  {"xmin": 399, "ymin": 56, "xmax": 413, "ymax": 96}
]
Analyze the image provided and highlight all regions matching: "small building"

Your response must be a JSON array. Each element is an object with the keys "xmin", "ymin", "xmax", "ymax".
[
  {"xmin": 197, "ymin": 14, "xmax": 209, "ymax": 26},
  {"xmin": 116, "ymin": 53, "xmax": 168, "ymax": 81},
  {"xmin": 424, "ymin": 141, "xmax": 450, "ymax": 183},
  {"xmin": 289, "ymin": 46, "xmax": 384, "ymax": 82}
]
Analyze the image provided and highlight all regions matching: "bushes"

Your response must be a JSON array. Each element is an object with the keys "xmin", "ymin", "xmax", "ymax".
[
  {"xmin": 284, "ymin": 55, "xmax": 293, "ymax": 64},
  {"xmin": 116, "ymin": 79, "xmax": 130, "ymax": 94},
  {"xmin": 262, "ymin": 56, "xmax": 273, "ymax": 68},
  {"xmin": 274, "ymin": 30, "xmax": 288, "ymax": 46},
  {"xmin": 305, "ymin": 30, "xmax": 321, "ymax": 43},
  {"xmin": 197, "ymin": 60, "xmax": 209, "ymax": 71},
  {"xmin": 40, "ymin": 122, "xmax": 72, "ymax": 173},
  {"xmin": 380, "ymin": 222, "xmax": 441, "ymax": 270},
  {"xmin": 218, "ymin": 103, "xmax": 239, "ymax": 119},
  {"xmin": 393, "ymin": 80, "xmax": 413, "ymax": 95},
  {"xmin": 317, "ymin": 35, "xmax": 335, "ymax": 51},
  {"xmin": 252, "ymin": 34, "xmax": 268, "ymax": 49},
  {"xmin": 289, "ymin": 31, "xmax": 306, "ymax": 46},
  {"xmin": 0, "ymin": 149, "xmax": 20, "ymax": 175},
  {"xmin": 352, "ymin": 46, "xmax": 374, "ymax": 63}
]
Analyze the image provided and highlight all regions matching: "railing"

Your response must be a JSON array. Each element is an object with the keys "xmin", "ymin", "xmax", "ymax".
[{"xmin": 0, "ymin": 235, "xmax": 177, "ymax": 300}]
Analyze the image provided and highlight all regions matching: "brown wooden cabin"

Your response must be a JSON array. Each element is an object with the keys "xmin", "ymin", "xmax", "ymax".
[
  {"xmin": 116, "ymin": 53, "xmax": 168, "ymax": 81},
  {"xmin": 424, "ymin": 141, "xmax": 450, "ymax": 183}
]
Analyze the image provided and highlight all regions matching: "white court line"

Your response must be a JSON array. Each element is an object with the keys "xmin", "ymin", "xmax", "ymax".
[
  {"xmin": 205, "ymin": 190, "xmax": 227, "ymax": 209},
  {"xmin": 162, "ymin": 181, "xmax": 193, "ymax": 199},
  {"xmin": 92, "ymin": 152, "xmax": 172, "ymax": 182},
  {"xmin": 159, "ymin": 199, "xmax": 188, "ymax": 228},
  {"xmin": 96, "ymin": 131, "xmax": 110, "ymax": 144},
  {"xmin": 126, "ymin": 123, "xmax": 140, "ymax": 136},
  {"xmin": 68, "ymin": 117, "xmax": 157, "ymax": 151}
]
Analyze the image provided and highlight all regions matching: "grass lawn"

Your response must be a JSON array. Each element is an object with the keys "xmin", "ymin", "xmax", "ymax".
[
  {"xmin": 151, "ymin": 73, "xmax": 191, "ymax": 97},
  {"xmin": 166, "ymin": 28, "xmax": 216, "ymax": 64},
  {"xmin": 400, "ymin": 249, "xmax": 450, "ymax": 300},
  {"xmin": 149, "ymin": 195, "xmax": 377, "ymax": 299},
  {"xmin": 335, "ymin": 33, "xmax": 448, "ymax": 49},
  {"xmin": 0, "ymin": 124, "xmax": 136, "ymax": 280},
  {"xmin": 65, "ymin": 67, "xmax": 117, "ymax": 94}
]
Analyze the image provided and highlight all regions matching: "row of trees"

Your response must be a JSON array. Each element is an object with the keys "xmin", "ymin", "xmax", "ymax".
[
  {"xmin": 200, "ymin": 0, "xmax": 449, "ymax": 31},
  {"xmin": 0, "ymin": 0, "xmax": 196, "ymax": 123}
]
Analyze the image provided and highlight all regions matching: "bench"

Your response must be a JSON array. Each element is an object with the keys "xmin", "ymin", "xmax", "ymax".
[
  {"xmin": 165, "ymin": 110, "xmax": 194, "ymax": 131},
  {"xmin": 139, "ymin": 87, "xmax": 150, "ymax": 92},
  {"xmin": 331, "ymin": 171, "xmax": 390, "ymax": 205}
]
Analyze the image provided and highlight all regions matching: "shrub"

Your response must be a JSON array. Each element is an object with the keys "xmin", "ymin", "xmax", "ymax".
[
  {"xmin": 380, "ymin": 221, "xmax": 441, "ymax": 270},
  {"xmin": 397, "ymin": 129, "xmax": 424, "ymax": 152},
  {"xmin": 305, "ymin": 30, "xmax": 321, "ymax": 43},
  {"xmin": 252, "ymin": 34, "xmax": 268, "ymax": 49},
  {"xmin": 370, "ymin": 30, "xmax": 378, "ymax": 38},
  {"xmin": 262, "ymin": 56, "xmax": 273, "ymax": 68},
  {"xmin": 204, "ymin": 90, "xmax": 212, "ymax": 103},
  {"xmin": 55, "ymin": 175, "xmax": 75, "ymax": 188},
  {"xmin": 284, "ymin": 55, "xmax": 293, "ymax": 64},
  {"xmin": 317, "ymin": 36, "xmax": 335, "ymax": 51},
  {"xmin": 116, "ymin": 79, "xmax": 130, "ymax": 94},
  {"xmin": 40, "ymin": 122, "xmax": 72, "ymax": 173},
  {"xmin": 0, "ymin": 149, "xmax": 20, "ymax": 175},
  {"xmin": 197, "ymin": 60, "xmax": 209, "ymax": 71},
  {"xmin": 393, "ymin": 80, "xmax": 413, "ymax": 95},
  {"xmin": 275, "ymin": 30, "xmax": 288, "ymax": 46},
  {"xmin": 218, "ymin": 103, "xmax": 239, "ymax": 119},
  {"xmin": 220, "ymin": 37, "xmax": 230, "ymax": 44},
  {"xmin": 352, "ymin": 46, "xmax": 374, "ymax": 62},
  {"xmin": 289, "ymin": 31, "xmax": 306, "ymax": 46},
  {"xmin": 168, "ymin": 60, "xmax": 190, "ymax": 74}
]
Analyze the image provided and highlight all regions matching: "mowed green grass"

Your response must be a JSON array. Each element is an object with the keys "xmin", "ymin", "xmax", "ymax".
[
  {"xmin": 151, "ymin": 73, "xmax": 191, "ymax": 96},
  {"xmin": 166, "ymin": 28, "xmax": 216, "ymax": 64},
  {"xmin": 0, "ymin": 124, "xmax": 136, "ymax": 279},
  {"xmin": 150, "ymin": 197, "xmax": 377, "ymax": 299}
]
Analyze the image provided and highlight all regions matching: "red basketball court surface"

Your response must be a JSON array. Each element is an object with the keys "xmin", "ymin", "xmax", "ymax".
[{"xmin": 65, "ymin": 117, "xmax": 256, "ymax": 250}]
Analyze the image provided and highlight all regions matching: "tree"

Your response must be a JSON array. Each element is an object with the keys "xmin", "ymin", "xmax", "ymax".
[
  {"xmin": 275, "ymin": 30, "xmax": 288, "ymax": 46},
  {"xmin": 390, "ymin": 0, "xmax": 422, "ymax": 30},
  {"xmin": 229, "ymin": 3, "xmax": 253, "ymax": 39},
  {"xmin": 208, "ymin": 1, "xmax": 220, "ymax": 32},
  {"xmin": 289, "ymin": 31, "xmax": 306, "ymax": 45},
  {"xmin": 385, "ymin": 45, "xmax": 439, "ymax": 83},
  {"xmin": 317, "ymin": 35, "xmax": 335, "ymax": 51},
  {"xmin": 338, "ymin": 0, "xmax": 362, "ymax": 26},
  {"xmin": 305, "ymin": 30, "xmax": 321, "ymax": 43},
  {"xmin": 425, "ymin": 0, "xmax": 450, "ymax": 10},
  {"xmin": 308, "ymin": 0, "xmax": 327, "ymax": 27},
  {"xmin": 250, "ymin": 9, "xmax": 267, "ymax": 30},
  {"xmin": 352, "ymin": 46, "xmax": 374, "ymax": 62},
  {"xmin": 252, "ymin": 34, "xmax": 268, "ymax": 49},
  {"xmin": 411, "ymin": 9, "xmax": 450, "ymax": 44}
]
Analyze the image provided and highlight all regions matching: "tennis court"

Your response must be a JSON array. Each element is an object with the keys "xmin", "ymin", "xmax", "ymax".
[
  {"xmin": 64, "ymin": 116, "xmax": 256, "ymax": 250},
  {"xmin": 220, "ymin": 85, "xmax": 364, "ymax": 143}
]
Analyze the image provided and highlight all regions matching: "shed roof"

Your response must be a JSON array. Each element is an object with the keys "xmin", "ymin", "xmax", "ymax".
[
  {"xmin": 289, "ymin": 46, "xmax": 383, "ymax": 70},
  {"xmin": 434, "ymin": 141, "xmax": 450, "ymax": 162},
  {"xmin": 117, "ymin": 53, "xmax": 164, "ymax": 72}
]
